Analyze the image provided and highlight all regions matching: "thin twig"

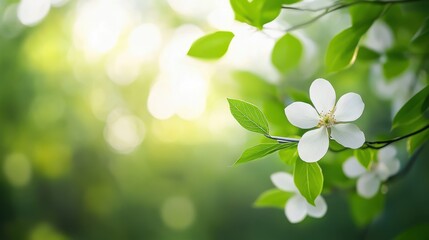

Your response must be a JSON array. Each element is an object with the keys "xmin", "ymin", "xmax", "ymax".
[
  {"xmin": 386, "ymin": 142, "xmax": 427, "ymax": 183},
  {"xmin": 365, "ymin": 124, "xmax": 429, "ymax": 149},
  {"xmin": 265, "ymin": 135, "xmax": 299, "ymax": 143}
]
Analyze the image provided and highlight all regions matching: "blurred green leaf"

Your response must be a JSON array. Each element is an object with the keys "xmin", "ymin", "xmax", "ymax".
[
  {"xmin": 286, "ymin": 89, "xmax": 311, "ymax": 104},
  {"xmin": 392, "ymin": 85, "xmax": 429, "ymax": 131},
  {"xmin": 235, "ymin": 143, "xmax": 296, "ymax": 165},
  {"xmin": 230, "ymin": 0, "xmax": 283, "ymax": 29},
  {"xmin": 356, "ymin": 46, "xmax": 380, "ymax": 61},
  {"xmin": 349, "ymin": 193, "xmax": 384, "ymax": 227},
  {"xmin": 354, "ymin": 148, "xmax": 375, "ymax": 169},
  {"xmin": 349, "ymin": 5, "xmax": 384, "ymax": 27},
  {"xmin": 294, "ymin": 160, "xmax": 323, "ymax": 205},
  {"xmin": 232, "ymin": 71, "xmax": 276, "ymax": 97},
  {"xmin": 325, "ymin": 27, "xmax": 366, "ymax": 73},
  {"xmin": 382, "ymin": 57, "xmax": 409, "ymax": 80},
  {"xmin": 272, "ymin": 33, "xmax": 303, "ymax": 73},
  {"xmin": 395, "ymin": 223, "xmax": 429, "ymax": 240},
  {"xmin": 412, "ymin": 17, "xmax": 429, "ymax": 51},
  {"xmin": 281, "ymin": 0, "xmax": 301, "ymax": 4},
  {"xmin": 187, "ymin": 31, "xmax": 234, "ymax": 59},
  {"xmin": 407, "ymin": 128, "xmax": 429, "ymax": 154},
  {"xmin": 228, "ymin": 98, "xmax": 270, "ymax": 135},
  {"xmin": 254, "ymin": 189, "xmax": 293, "ymax": 209},
  {"xmin": 278, "ymin": 146, "xmax": 298, "ymax": 166}
]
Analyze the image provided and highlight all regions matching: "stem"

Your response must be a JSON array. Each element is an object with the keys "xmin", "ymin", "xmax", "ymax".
[
  {"xmin": 365, "ymin": 124, "xmax": 429, "ymax": 149},
  {"xmin": 265, "ymin": 135, "xmax": 299, "ymax": 143},
  {"xmin": 281, "ymin": 0, "xmax": 423, "ymax": 32}
]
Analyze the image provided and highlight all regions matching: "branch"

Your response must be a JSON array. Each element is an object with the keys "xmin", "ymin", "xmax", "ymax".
[
  {"xmin": 264, "ymin": 135, "xmax": 299, "ymax": 143},
  {"xmin": 281, "ymin": 0, "xmax": 424, "ymax": 32},
  {"xmin": 364, "ymin": 124, "xmax": 429, "ymax": 149}
]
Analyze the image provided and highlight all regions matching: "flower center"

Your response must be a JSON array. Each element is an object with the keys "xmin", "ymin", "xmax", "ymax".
[{"xmin": 318, "ymin": 110, "xmax": 336, "ymax": 128}]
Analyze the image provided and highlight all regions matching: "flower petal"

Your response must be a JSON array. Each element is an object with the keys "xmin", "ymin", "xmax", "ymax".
[
  {"xmin": 297, "ymin": 127, "xmax": 329, "ymax": 162},
  {"xmin": 342, "ymin": 156, "xmax": 366, "ymax": 178},
  {"xmin": 331, "ymin": 123, "xmax": 365, "ymax": 149},
  {"xmin": 334, "ymin": 93, "xmax": 364, "ymax": 122},
  {"xmin": 306, "ymin": 196, "xmax": 327, "ymax": 218},
  {"xmin": 378, "ymin": 145, "xmax": 397, "ymax": 161},
  {"xmin": 285, "ymin": 102, "xmax": 319, "ymax": 129},
  {"xmin": 271, "ymin": 172, "xmax": 297, "ymax": 192},
  {"xmin": 357, "ymin": 173, "xmax": 380, "ymax": 198},
  {"xmin": 285, "ymin": 195, "xmax": 307, "ymax": 223},
  {"xmin": 309, "ymin": 78, "xmax": 336, "ymax": 114}
]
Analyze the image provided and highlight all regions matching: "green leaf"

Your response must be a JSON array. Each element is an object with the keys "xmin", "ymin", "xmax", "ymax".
[
  {"xmin": 407, "ymin": 129, "xmax": 429, "ymax": 154},
  {"xmin": 187, "ymin": 31, "xmax": 234, "ymax": 59},
  {"xmin": 293, "ymin": 160, "xmax": 323, "ymax": 205},
  {"xmin": 235, "ymin": 143, "xmax": 295, "ymax": 165},
  {"xmin": 281, "ymin": 0, "xmax": 301, "ymax": 4},
  {"xmin": 349, "ymin": 5, "xmax": 384, "ymax": 28},
  {"xmin": 254, "ymin": 189, "xmax": 293, "ymax": 209},
  {"xmin": 230, "ymin": 0, "xmax": 283, "ymax": 29},
  {"xmin": 325, "ymin": 27, "xmax": 366, "ymax": 73},
  {"xmin": 356, "ymin": 46, "xmax": 380, "ymax": 62},
  {"xmin": 349, "ymin": 193, "xmax": 384, "ymax": 227},
  {"xmin": 392, "ymin": 85, "xmax": 429, "ymax": 130},
  {"xmin": 354, "ymin": 148, "xmax": 376, "ymax": 169},
  {"xmin": 272, "ymin": 33, "xmax": 303, "ymax": 73},
  {"xmin": 395, "ymin": 224, "xmax": 429, "ymax": 240},
  {"xmin": 412, "ymin": 17, "xmax": 429, "ymax": 51},
  {"xmin": 278, "ymin": 146, "xmax": 298, "ymax": 166},
  {"xmin": 227, "ymin": 98, "xmax": 270, "ymax": 135},
  {"xmin": 382, "ymin": 57, "xmax": 409, "ymax": 80}
]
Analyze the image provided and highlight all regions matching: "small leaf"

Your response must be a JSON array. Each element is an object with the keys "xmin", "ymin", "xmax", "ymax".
[
  {"xmin": 227, "ymin": 98, "xmax": 270, "ymax": 135},
  {"xmin": 293, "ymin": 160, "xmax": 323, "ymax": 205},
  {"xmin": 230, "ymin": 0, "xmax": 283, "ymax": 29},
  {"xmin": 254, "ymin": 189, "xmax": 293, "ymax": 209},
  {"xmin": 325, "ymin": 26, "xmax": 366, "ymax": 73},
  {"xmin": 412, "ymin": 17, "xmax": 429, "ymax": 50},
  {"xmin": 407, "ymin": 129, "xmax": 429, "ymax": 154},
  {"xmin": 356, "ymin": 46, "xmax": 380, "ymax": 61},
  {"xmin": 392, "ymin": 85, "xmax": 429, "ymax": 130},
  {"xmin": 354, "ymin": 149, "xmax": 375, "ymax": 169},
  {"xmin": 187, "ymin": 31, "xmax": 234, "ymax": 59},
  {"xmin": 349, "ymin": 193, "xmax": 384, "ymax": 227},
  {"xmin": 349, "ymin": 5, "xmax": 384, "ymax": 28},
  {"xmin": 235, "ymin": 143, "xmax": 295, "ymax": 165},
  {"xmin": 272, "ymin": 33, "xmax": 303, "ymax": 73},
  {"xmin": 382, "ymin": 57, "xmax": 409, "ymax": 80},
  {"xmin": 278, "ymin": 146, "xmax": 298, "ymax": 166}
]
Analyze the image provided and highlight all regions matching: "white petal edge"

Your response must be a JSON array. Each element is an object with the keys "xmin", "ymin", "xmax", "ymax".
[
  {"xmin": 285, "ymin": 102, "xmax": 319, "ymax": 129},
  {"xmin": 334, "ymin": 93, "xmax": 365, "ymax": 122},
  {"xmin": 331, "ymin": 123, "xmax": 365, "ymax": 149},
  {"xmin": 297, "ymin": 127, "xmax": 329, "ymax": 163},
  {"xmin": 357, "ymin": 173, "xmax": 380, "ymax": 199},
  {"xmin": 378, "ymin": 146, "xmax": 397, "ymax": 161},
  {"xmin": 285, "ymin": 195, "xmax": 307, "ymax": 223},
  {"xmin": 342, "ymin": 156, "xmax": 366, "ymax": 178},
  {"xmin": 271, "ymin": 172, "xmax": 297, "ymax": 192},
  {"xmin": 309, "ymin": 78, "xmax": 336, "ymax": 114},
  {"xmin": 306, "ymin": 196, "xmax": 327, "ymax": 218}
]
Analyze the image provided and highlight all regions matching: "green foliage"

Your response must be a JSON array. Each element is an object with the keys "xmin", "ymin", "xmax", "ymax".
[
  {"xmin": 354, "ymin": 148, "xmax": 375, "ymax": 169},
  {"xmin": 325, "ymin": 5, "xmax": 384, "ymax": 72},
  {"xmin": 187, "ymin": 31, "xmax": 234, "ymax": 59},
  {"xmin": 254, "ymin": 189, "xmax": 293, "ymax": 209},
  {"xmin": 382, "ymin": 56, "xmax": 409, "ymax": 80},
  {"xmin": 235, "ymin": 143, "xmax": 296, "ymax": 165},
  {"xmin": 293, "ymin": 160, "xmax": 323, "ymax": 205},
  {"xmin": 407, "ymin": 129, "xmax": 429, "ymax": 154},
  {"xmin": 395, "ymin": 223, "xmax": 429, "ymax": 240},
  {"xmin": 392, "ymin": 85, "xmax": 429, "ymax": 132},
  {"xmin": 230, "ymin": 0, "xmax": 284, "ymax": 29},
  {"xmin": 279, "ymin": 145, "xmax": 298, "ymax": 166},
  {"xmin": 349, "ymin": 193, "xmax": 384, "ymax": 227},
  {"xmin": 412, "ymin": 17, "xmax": 429, "ymax": 51},
  {"xmin": 356, "ymin": 46, "xmax": 381, "ymax": 62},
  {"xmin": 227, "ymin": 98, "xmax": 270, "ymax": 135},
  {"xmin": 272, "ymin": 33, "xmax": 303, "ymax": 73}
]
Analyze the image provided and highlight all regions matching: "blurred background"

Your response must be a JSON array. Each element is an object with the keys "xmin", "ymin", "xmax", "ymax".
[{"xmin": 1, "ymin": 0, "xmax": 429, "ymax": 239}]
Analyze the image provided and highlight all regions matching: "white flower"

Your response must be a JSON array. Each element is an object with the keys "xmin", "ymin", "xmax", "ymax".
[
  {"xmin": 285, "ymin": 78, "xmax": 365, "ymax": 163},
  {"xmin": 342, "ymin": 146, "xmax": 400, "ymax": 198},
  {"xmin": 271, "ymin": 172, "xmax": 327, "ymax": 223}
]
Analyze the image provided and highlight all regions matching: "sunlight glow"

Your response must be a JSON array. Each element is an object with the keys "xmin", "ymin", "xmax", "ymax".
[
  {"xmin": 3, "ymin": 153, "xmax": 32, "ymax": 187},
  {"xmin": 104, "ymin": 110, "xmax": 146, "ymax": 154},
  {"xmin": 161, "ymin": 196, "xmax": 196, "ymax": 230},
  {"xmin": 17, "ymin": 0, "xmax": 50, "ymax": 26},
  {"xmin": 128, "ymin": 23, "xmax": 162, "ymax": 60}
]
